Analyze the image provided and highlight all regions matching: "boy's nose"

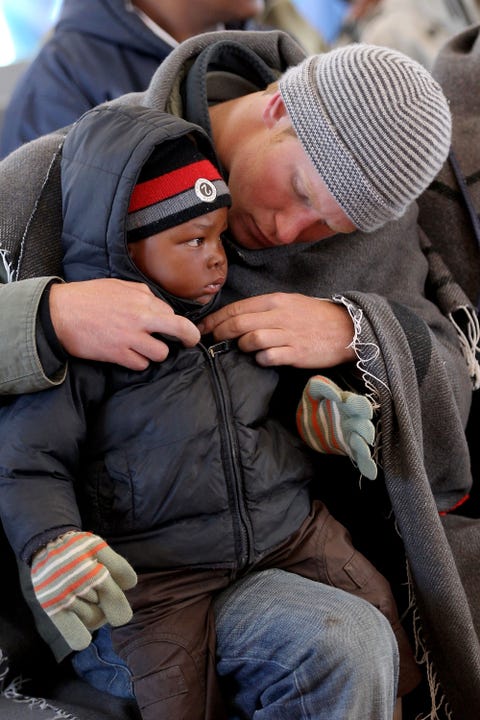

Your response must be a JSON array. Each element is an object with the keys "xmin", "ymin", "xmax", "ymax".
[{"xmin": 207, "ymin": 244, "xmax": 227, "ymax": 268}]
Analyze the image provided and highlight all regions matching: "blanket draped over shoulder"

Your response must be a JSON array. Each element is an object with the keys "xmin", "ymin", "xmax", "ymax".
[
  {"xmin": 1, "ymin": 27, "xmax": 480, "ymax": 719},
  {"xmin": 221, "ymin": 204, "xmax": 480, "ymax": 716}
]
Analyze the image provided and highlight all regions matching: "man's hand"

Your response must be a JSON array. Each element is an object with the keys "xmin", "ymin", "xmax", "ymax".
[
  {"xmin": 198, "ymin": 293, "xmax": 355, "ymax": 368},
  {"xmin": 50, "ymin": 279, "xmax": 200, "ymax": 369}
]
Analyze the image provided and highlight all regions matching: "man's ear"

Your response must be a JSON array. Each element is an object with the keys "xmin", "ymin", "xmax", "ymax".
[{"xmin": 262, "ymin": 90, "xmax": 289, "ymax": 129}]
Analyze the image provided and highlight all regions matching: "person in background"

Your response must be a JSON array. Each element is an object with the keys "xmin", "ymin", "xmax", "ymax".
[
  {"xmin": 342, "ymin": 0, "xmax": 480, "ymax": 69},
  {"xmin": 261, "ymin": 0, "xmax": 328, "ymax": 53},
  {"xmin": 0, "ymin": 0, "xmax": 266, "ymax": 158},
  {"xmin": 277, "ymin": 0, "xmax": 380, "ymax": 47}
]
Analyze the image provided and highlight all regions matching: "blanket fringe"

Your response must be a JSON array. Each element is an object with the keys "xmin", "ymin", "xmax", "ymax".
[
  {"xmin": 405, "ymin": 566, "xmax": 453, "ymax": 720},
  {"xmin": 333, "ymin": 294, "xmax": 391, "ymax": 407},
  {"xmin": 448, "ymin": 306, "xmax": 480, "ymax": 390},
  {"xmin": 333, "ymin": 294, "xmax": 388, "ymax": 482},
  {"xmin": 0, "ymin": 248, "xmax": 14, "ymax": 282},
  {"xmin": 332, "ymin": 295, "xmax": 459, "ymax": 719},
  {"xmin": 0, "ymin": 648, "xmax": 79, "ymax": 720}
]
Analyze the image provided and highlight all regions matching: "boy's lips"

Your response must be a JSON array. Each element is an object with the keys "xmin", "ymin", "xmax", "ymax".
[{"xmin": 204, "ymin": 277, "xmax": 225, "ymax": 294}]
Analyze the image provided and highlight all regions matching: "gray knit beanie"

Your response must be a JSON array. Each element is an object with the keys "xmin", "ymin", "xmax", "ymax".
[{"xmin": 278, "ymin": 44, "xmax": 452, "ymax": 232}]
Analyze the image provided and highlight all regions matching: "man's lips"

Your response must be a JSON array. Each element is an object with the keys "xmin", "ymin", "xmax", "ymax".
[{"xmin": 247, "ymin": 216, "xmax": 273, "ymax": 247}]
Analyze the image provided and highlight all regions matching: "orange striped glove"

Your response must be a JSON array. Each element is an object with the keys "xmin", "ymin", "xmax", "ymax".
[
  {"xmin": 31, "ymin": 531, "xmax": 137, "ymax": 651},
  {"xmin": 296, "ymin": 375, "xmax": 377, "ymax": 480}
]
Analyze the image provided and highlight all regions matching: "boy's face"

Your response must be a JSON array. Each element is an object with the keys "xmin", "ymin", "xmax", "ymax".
[{"xmin": 128, "ymin": 207, "xmax": 228, "ymax": 305}]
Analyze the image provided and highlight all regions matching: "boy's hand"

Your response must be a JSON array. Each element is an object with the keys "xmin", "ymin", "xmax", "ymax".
[
  {"xmin": 31, "ymin": 531, "xmax": 137, "ymax": 651},
  {"xmin": 297, "ymin": 374, "xmax": 377, "ymax": 480}
]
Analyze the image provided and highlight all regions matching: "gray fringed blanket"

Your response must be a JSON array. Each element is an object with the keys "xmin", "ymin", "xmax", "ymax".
[{"xmin": 221, "ymin": 202, "xmax": 480, "ymax": 717}]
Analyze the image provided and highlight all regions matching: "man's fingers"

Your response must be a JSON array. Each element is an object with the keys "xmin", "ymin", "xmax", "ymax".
[
  {"xmin": 234, "ymin": 325, "xmax": 284, "ymax": 351},
  {"xmin": 200, "ymin": 293, "xmax": 355, "ymax": 369},
  {"xmin": 200, "ymin": 311, "xmax": 264, "ymax": 340},
  {"xmin": 146, "ymin": 313, "xmax": 201, "ymax": 348},
  {"xmin": 113, "ymin": 348, "xmax": 161, "ymax": 372},
  {"xmin": 228, "ymin": 314, "xmax": 268, "ymax": 339},
  {"xmin": 199, "ymin": 295, "xmax": 279, "ymax": 335},
  {"xmin": 115, "ymin": 320, "xmax": 200, "ymax": 370},
  {"xmin": 254, "ymin": 345, "xmax": 295, "ymax": 367},
  {"xmin": 49, "ymin": 279, "xmax": 200, "ymax": 368}
]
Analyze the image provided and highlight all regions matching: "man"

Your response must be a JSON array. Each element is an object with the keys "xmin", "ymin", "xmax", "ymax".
[
  {"xmin": 0, "ymin": 30, "xmax": 478, "ymax": 719},
  {"xmin": 0, "ymin": 0, "xmax": 266, "ymax": 158}
]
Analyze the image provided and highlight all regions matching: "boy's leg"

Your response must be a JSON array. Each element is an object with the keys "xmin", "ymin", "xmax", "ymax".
[
  {"xmin": 214, "ymin": 568, "xmax": 399, "ymax": 720},
  {"xmin": 256, "ymin": 500, "xmax": 421, "ymax": 699},
  {"xmin": 71, "ymin": 624, "xmax": 135, "ymax": 699},
  {"xmin": 111, "ymin": 568, "xmax": 229, "ymax": 720}
]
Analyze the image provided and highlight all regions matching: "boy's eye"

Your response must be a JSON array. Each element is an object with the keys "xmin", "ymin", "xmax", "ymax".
[{"xmin": 185, "ymin": 237, "xmax": 204, "ymax": 248}]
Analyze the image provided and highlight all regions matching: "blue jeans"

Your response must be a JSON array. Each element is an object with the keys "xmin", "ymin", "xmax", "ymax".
[
  {"xmin": 74, "ymin": 569, "xmax": 398, "ymax": 718},
  {"xmin": 214, "ymin": 569, "xmax": 398, "ymax": 719},
  {"xmin": 71, "ymin": 624, "xmax": 134, "ymax": 700}
]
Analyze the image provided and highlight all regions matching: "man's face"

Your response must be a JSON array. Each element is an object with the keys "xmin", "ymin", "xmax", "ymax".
[
  {"xmin": 128, "ymin": 207, "xmax": 228, "ymax": 305},
  {"xmin": 226, "ymin": 128, "xmax": 357, "ymax": 250}
]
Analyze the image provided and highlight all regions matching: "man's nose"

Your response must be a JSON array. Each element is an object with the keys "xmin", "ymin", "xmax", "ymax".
[{"xmin": 274, "ymin": 211, "xmax": 313, "ymax": 245}]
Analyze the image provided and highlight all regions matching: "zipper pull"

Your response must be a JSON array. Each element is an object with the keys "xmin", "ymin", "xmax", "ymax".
[{"xmin": 208, "ymin": 340, "xmax": 232, "ymax": 357}]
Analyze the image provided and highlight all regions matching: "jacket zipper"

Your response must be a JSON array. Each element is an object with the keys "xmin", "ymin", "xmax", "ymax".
[{"xmin": 202, "ymin": 340, "xmax": 253, "ymax": 569}]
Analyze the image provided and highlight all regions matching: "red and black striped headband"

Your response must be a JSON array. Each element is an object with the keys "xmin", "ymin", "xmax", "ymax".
[{"xmin": 126, "ymin": 137, "xmax": 231, "ymax": 242}]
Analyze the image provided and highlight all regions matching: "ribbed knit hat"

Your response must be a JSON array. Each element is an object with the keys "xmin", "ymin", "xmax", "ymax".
[
  {"xmin": 278, "ymin": 44, "xmax": 452, "ymax": 232},
  {"xmin": 126, "ymin": 137, "xmax": 231, "ymax": 242}
]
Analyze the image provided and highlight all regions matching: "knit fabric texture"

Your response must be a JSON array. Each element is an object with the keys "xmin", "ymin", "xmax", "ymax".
[
  {"xmin": 31, "ymin": 531, "xmax": 137, "ymax": 651},
  {"xmin": 279, "ymin": 44, "xmax": 452, "ymax": 232},
  {"xmin": 296, "ymin": 374, "xmax": 377, "ymax": 480},
  {"xmin": 126, "ymin": 137, "xmax": 231, "ymax": 242}
]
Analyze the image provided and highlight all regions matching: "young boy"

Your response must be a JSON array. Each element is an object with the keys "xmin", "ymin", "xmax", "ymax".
[{"xmin": 0, "ymin": 104, "xmax": 418, "ymax": 719}]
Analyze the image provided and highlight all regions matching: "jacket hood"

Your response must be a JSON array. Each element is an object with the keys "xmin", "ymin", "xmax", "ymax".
[
  {"xmin": 60, "ymin": 105, "xmax": 223, "ymax": 317},
  {"xmin": 140, "ymin": 29, "xmax": 306, "ymax": 118}
]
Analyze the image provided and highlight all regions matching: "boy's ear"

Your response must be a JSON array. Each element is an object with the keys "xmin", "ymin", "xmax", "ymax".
[{"xmin": 262, "ymin": 90, "xmax": 289, "ymax": 129}]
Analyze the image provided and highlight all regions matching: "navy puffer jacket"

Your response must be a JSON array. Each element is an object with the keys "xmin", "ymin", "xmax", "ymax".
[{"xmin": 0, "ymin": 106, "xmax": 313, "ymax": 572}]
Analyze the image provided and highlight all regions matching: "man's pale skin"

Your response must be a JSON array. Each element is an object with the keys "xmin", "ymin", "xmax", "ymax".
[{"xmin": 49, "ymin": 88, "xmax": 357, "ymax": 372}]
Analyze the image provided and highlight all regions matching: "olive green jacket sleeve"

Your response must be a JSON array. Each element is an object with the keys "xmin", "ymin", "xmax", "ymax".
[
  {"xmin": 0, "ymin": 128, "xmax": 68, "ymax": 395},
  {"xmin": 0, "ymin": 278, "xmax": 67, "ymax": 394}
]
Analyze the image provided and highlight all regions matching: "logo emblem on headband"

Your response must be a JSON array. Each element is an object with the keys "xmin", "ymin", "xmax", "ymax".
[{"xmin": 195, "ymin": 178, "xmax": 217, "ymax": 203}]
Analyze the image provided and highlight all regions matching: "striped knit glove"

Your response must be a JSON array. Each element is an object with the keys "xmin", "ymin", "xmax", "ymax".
[
  {"xmin": 296, "ymin": 375, "xmax": 377, "ymax": 480},
  {"xmin": 31, "ymin": 531, "xmax": 137, "ymax": 651}
]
